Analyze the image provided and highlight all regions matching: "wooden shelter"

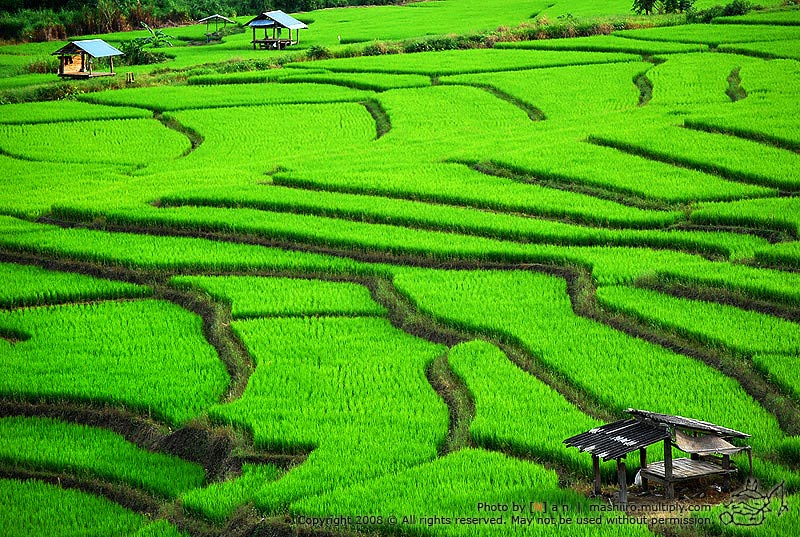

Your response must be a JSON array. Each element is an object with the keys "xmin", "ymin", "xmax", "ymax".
[
  {"xmin": 52, "ymin": 39, "xmax": 123, "ymax": 79},
  {"xmin": 246, "ymin": 10, "xmax": 307, "ymax": 50},
  {"xmin": 564, "ymin": 409, "xmax": 752, "ymax": 503},
  {"xmin": 198, "ymin": 14, "xmax": 236, "ymax": 42}
]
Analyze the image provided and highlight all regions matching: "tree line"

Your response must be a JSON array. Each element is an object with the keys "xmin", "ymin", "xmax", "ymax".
[{"xmin": 0, "ymin": 0, "xmax": 402, "ymax": 41}]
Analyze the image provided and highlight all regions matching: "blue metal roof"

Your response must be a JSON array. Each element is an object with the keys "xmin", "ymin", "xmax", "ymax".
[
  {"xmin": 265, "ymin": 10, "xmax": 308, "ymax": 30},
  {"xmin": 52, "ymin": 39, "xmax": 123, "ymax": 58},
  {"xmin": 247, "ymin": 10, "xmax": 308, "ymax": 30},
  {"xmin": 249, "ymin": 19, "xmax": 276, "ymax": 28}
]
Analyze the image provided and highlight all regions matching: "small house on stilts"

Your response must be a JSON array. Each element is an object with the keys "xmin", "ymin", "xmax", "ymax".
[
  {"xmin": 52, "ymin": 39, "xmax": 123, "ymax": 79},
  {"xmin": 564, "ymin": 409, "xmax": 752, "ymax": 504},
  {"xmin": 247, "ymin": 10, "xmax": 308, "ymax": 50}
]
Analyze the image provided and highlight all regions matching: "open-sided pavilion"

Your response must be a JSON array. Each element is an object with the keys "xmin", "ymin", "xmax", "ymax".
[
  {"xmin": 564, "ymin": 408, "xmax": 752, "ymax": 504},
  {"xmin": 247, "ymin": 10, "xmax": 307, "ymax": 50}
]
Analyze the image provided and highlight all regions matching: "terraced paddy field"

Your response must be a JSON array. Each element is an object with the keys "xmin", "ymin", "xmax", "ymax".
[{"xmin": 2, "ymin": 0, "xmax": 800, "ymax": 536}]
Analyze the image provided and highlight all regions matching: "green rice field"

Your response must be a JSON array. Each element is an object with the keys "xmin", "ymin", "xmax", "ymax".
[{"xmin": 1, "ymin": 0, "xmax": 799, "ymax": 535}]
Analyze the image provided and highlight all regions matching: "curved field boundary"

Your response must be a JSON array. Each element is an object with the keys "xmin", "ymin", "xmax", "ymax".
[
  {"xmin": 440, "ymin": 61, "xmax": 648, "ymax": 127},
  {"xmin": 634, "ymin": 72, "xmax": 653, "ymax": 105},
  {"xmin": 0, "ymin": 472, "xmax": 165, "ymax": 528},
  {"xmin": 0, "ymin": 416, "xmax": 205, "ymax": 498},
  {"xmin": 495, "ymin": 35, "xmax": 708, "ymax": 54},
  {"xmin": 274, "ymin": 163, "xmax": 687, "ymax": 228},
  {"xmin": 615, "ymin": 24, "xmax": 800, "ymax": 46},
  {"xmin": 0, "ymin": 299, "xmax": 229, "ymax": 426},
  {"xmin": 465, "ymin": 155, "xmax": 774, "ymax": 208},
  {"xmin": 0, "ymin": 260, "xmax": 150, "ymax": 309},
  {"xmin": 596, "ymin": 285, "xmax": 800, "ymax": 404},
  {"xmin": 0, "ymin": 326, "xmax": 28, "ymax": 344},
  {"xmin": 170, "ymin": 274, "xmax": 387, "ymax": 319},
  {"xmin": 156, "ymin": 193, "xmax": 767, "ymax": 261},
  {"xmin": 212, "ymin": 315, "xmax": 448, "ymax": 511},
  {"xmin": 0, "ymin": 212, "xmax": 748, "ymax": 288},
  {"xmin": 587, "ymin": 131, "xmax": 800, "ymax": 193},
  {"xmin": 154, "ymin": 112, "xmax": 205, "ymax": 159},
  {"xmin": 448, "ymin": 340, "xmax": 602, "ymax": 476},
  {"xmin": 652, "ymin": 262, "xmax": 800, "ymax": 308},
  {"xmin": 287, "ymin": 49, "xmax": 642, "ymax": 77},
  {"xmin": 713, "ymin": 11, "xmax": 800, "ymax": 26},
  {"xmin": 719, "ymin": 39, "xmax": 800, "ymax": 60},
  {"xmin": 77, "ymin": 83, "xmax": 374, "ymax": 113},
  {"xmin": 279, "ymin": 72, "xmax": 432, "ymax": 92},
  {"xmin": 755, "ymin": 242, "xmax": 800, "ymax": 271},
  {"xmin": 186, "ymin": 68, "xmax": 326, "ymax": 86},
  {"xmin": 727, "ymin": 67, "xmax": 748, "ymax": 101},
  {"xmin": 53, "ymin": 202, "xmax": 768, "ymax": 275},
  {"xmin": 0, "ymin": 118, "xmax": 191, "ymax": 167},
  {"xmin": 684, "ymin": 117, "xmax": 800, "ymax": 153},
  {"xmin": 0, "ymin": 101, "xmax": 151, "ymax": 125},
  {"xmin": 447, "ymin": 81, "xmax": 546, "ymax": 121},
  {"xmin": 361, "ymin": 98, "xmax": 391, "ymax": 138}
]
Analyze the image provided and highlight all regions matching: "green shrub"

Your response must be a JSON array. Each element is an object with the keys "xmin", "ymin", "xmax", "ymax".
[
  {"xmin": 687, "ymin": 0, "xmax": 754, "ymax": 22},
  {"xmin": 118, "ymin": 39, "xmax": 167, "ymax": 66},
  {"xmin": 362, "ymin": 41, "xmax": 402, "ymax": 55},
  {"xmin": 24, "ymin": 56, "xmax": 58, "ymax": 74},
  {"xmin": 633, "ymin": 0, "xmax": 695, "ymax": 15},
  {"xmin": 306, "ymin": 45, "xmax": 332, "ymax": 60}
]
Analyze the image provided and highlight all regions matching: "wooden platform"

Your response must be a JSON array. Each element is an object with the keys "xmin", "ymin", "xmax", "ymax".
[
  {"xmin": 58, "ymin": 71, "xmax": 116, "ymax": 79},
  {"xmin": 641, "ymin": 458, "xmax": 735, "ymax": 483},
  {"xmin": 252, "ymin": 38, "xmax": 296, "ymax": 50}
]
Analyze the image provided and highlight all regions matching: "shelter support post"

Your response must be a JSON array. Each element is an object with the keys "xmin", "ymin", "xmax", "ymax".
[
  {"xmin": 252, "ymin": 27, "xmax": 256, "ymax": 49},
  {"xmin": 592, "ymin": 455, "xmax": 601, "ymax": 496},
  {"xmin": 664, "ymin": 437, "xmax": 674, "ymax": 499},
  {"xmin": 617, "ymin": 458, "xmax": 627, "ymax": 506},
  {"xmin": 109, "ymin": 56, "xmax": 114, "ymax": 74},
  {"xmin": 722, "ymin": 454, "xmax": 731, "ymax": 492},
  {"xmin": 639, "ymin": 447, "xmax": 648, "ymax": 492}
]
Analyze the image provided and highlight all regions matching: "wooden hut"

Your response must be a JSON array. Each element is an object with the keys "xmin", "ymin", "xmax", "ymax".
[
  {"xmin": 246, "ymin": 10, "xmax": 307, "ymax": 50},
  {"xmin": 564, "ymin": 409, "xmax": 752, "ymax": 503},
  {"xmin": 198, "ymin": 14, "xmax": 237, "ymax": 42},
  {"xmin": 52, "ymin": 39, "xmax": 123, "ymax": 79}
]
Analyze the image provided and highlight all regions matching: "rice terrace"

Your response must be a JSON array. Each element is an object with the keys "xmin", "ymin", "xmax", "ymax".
[{"xmin": 1, "ymin": 0, "xmax": 800, "ymax": 535}]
